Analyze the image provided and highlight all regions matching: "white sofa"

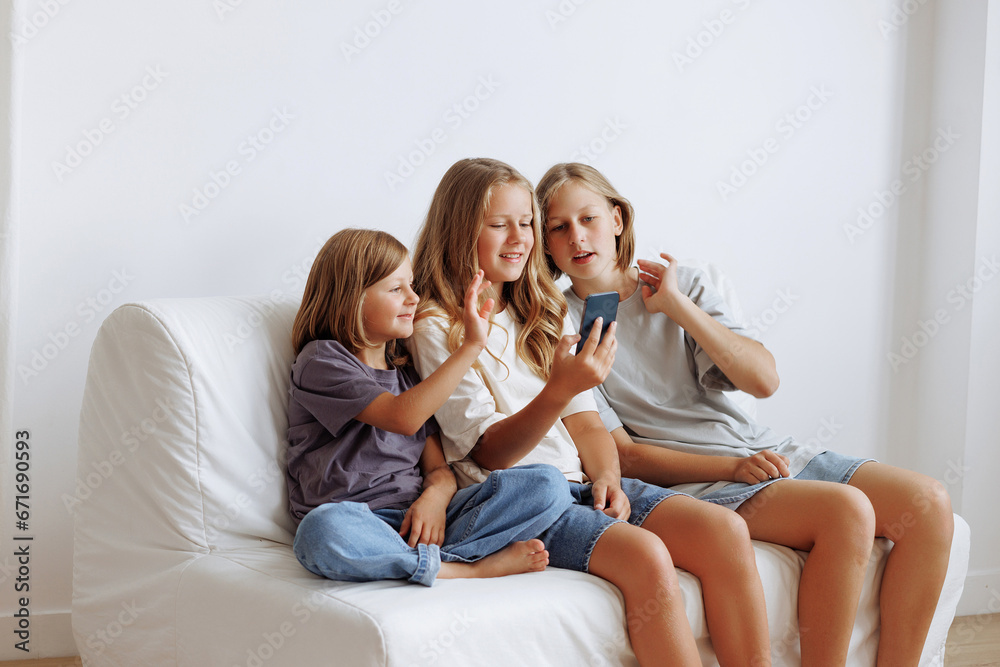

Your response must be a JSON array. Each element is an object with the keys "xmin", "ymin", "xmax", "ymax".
[{"xmin": 72, "ymin": 291, "xmax": 970, "ymax": 666}]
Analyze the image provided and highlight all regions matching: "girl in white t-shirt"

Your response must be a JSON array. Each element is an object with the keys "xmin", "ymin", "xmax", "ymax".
[
  {"xmin": 408, "ymin": 158, "xmax": 773, "ymax": 666},
  {"xmin": 537, "ymin": 161, "xmax": 955, "ymax": 665}
]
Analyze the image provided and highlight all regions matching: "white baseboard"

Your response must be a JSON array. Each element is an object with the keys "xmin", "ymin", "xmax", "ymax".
[
  {"xmin": 956, "ymin": 570, "xmax": 1000, "ymax": 617},
  {"xmin": 0, "ymin": 611, "xmax": 77, "ymax": 660}
]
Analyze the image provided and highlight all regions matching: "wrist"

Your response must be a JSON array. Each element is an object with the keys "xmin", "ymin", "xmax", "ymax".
[
  {"xmin": 458, "ymin": 337, "xmax": 486, "ymax": 356},
  {"xmin": 420, "ymin": 483, "xmax": 453, "ymax": 506},
  {"xmin": 662, "ymin": 292, "xmax": 695, "ymax": 320},
  {"xmin": 538, "ymin": 379, "xmax": 575, "ymax": 412},
  {"xmin": 592, "ymin": 469, "xmax": 621, "ymax": 488}
]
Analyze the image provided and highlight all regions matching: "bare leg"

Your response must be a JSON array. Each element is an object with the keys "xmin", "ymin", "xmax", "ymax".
[
  {"xmin": 588, "ymin": 522, "xmax": 701, "ymax": 667},
  {"xmin": 737, "ymin": 480, "xmax": 875, "ymax": 666},
  {"xmin": 438, "ymin": 539, "xmax": 549, "ymax": 579},
  {"xmin": 642, "ymin": 496, "xmax": 771, "ymax": 666},
  {"xmin": 848, "ymin": 462, "xmax": 954, "ymax": 666}
]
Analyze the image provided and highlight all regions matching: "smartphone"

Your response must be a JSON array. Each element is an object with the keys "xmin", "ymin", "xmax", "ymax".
[{"xmin": 577, "ymin": 291, "xmax": 618, "ymax": 355}]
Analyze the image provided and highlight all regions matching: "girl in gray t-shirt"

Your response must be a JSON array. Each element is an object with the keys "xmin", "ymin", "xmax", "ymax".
[
  {"xmin": 287, "ymin": 228, "xmax": 572, "ymax": 587},
  {"xmin": 538, "ymin": 162, "xmax": 955, "ymax": 665}
]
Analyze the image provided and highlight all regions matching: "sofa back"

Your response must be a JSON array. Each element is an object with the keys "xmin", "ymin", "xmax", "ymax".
[{"xmin": 76, "ymin": 294, "xmax": 300, "ymax": 556}]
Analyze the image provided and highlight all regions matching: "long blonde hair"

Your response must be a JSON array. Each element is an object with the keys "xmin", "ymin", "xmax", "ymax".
[
  {"xmin": 292, "ymin": 228, "xmax": 410, "ymax": 366},
  {"xmin": 413, "ymin": 158, "xmax": 566, "ymax": 379},
  {"xmin": 536, "ymin": 162, "xmax": 636, "ymax": 280}
]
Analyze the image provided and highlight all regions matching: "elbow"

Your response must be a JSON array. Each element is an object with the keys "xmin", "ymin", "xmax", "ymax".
[
  {"xmin": 751, "ymin": 371, "xmax": 779, "ymax": 399},
  {"xmin": 469, "ymin": 434, "xmax": 511, "ymax": 472},
  {"xmin": 387, "ymin": 415, "xmax": 423, "ymax": 437},
  {"xmin": 616, "ymin": 440, "xmax": 639, "ymax": 478}
]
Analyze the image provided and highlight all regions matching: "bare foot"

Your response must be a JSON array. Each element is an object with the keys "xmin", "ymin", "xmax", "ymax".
[{"xmin": 438, "ymin": 540, "xmax": 549, "ymax": 580}]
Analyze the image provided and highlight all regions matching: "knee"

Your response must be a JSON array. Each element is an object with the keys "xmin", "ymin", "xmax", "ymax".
[
  {"xmin": 516, "ymin": 463, "xmax": 572, "ymax": 507},
  {"xmin": 821, "ymin": 485, "xmax": 876, "ymax": 555},
  {"xmin": 711, "ymin": 505, "xmax": 753, "ymax": 548},
  {"xmin": 695, "ymin": 505, "xmax": 755, "ymax": 560},
  {"xmin": 910, "ymin": 476, "xmax": 955, "ymax": 544},
  {"xmin": 627, "ymin": 531, "xmax": 679, "ymax": 589},
  {"xmin": 295, "ymin": 503, "xmax": 363, "ymax": 549}
]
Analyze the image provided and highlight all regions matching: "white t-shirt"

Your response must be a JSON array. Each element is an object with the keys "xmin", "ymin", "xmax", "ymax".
[
  {"xmin": 564, "ymin": 265, "xmax": 823, "ymax": 500},
  {"xmin": 408, "ymin": 308, "xmax": 593, "ymax": 488}
]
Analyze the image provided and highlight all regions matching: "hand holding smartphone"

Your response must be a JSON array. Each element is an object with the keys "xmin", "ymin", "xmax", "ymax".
[{"xmin": 577, "ymin": 291, "xmax": 618, "ymax": 355}]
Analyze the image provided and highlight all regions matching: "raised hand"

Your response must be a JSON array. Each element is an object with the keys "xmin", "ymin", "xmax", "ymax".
[
  {"xmin": 638, "ymin": 252, "xmax": 685, "ymax": 316},
  {"xmin": 461, "ymin": 270, "xmax": 494, "ymax": 351}
]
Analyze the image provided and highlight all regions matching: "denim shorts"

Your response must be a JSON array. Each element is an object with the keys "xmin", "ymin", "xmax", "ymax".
[
  {"xmin": 538, "ymin": 477, "xmax": 684, "ymax": 573},
  {"xmin": 698, "ymin": 450, "xmax": 875, "ymax": 510}
]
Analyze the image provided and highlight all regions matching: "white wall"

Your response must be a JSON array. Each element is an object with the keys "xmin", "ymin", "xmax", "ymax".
[
  {"xmin": 960, "ymin": 0, "xmax": 1000, "ymax": 618},
  {"xmin": 1, "ymin": 0, "xmax": 996, "ymax": 656}
]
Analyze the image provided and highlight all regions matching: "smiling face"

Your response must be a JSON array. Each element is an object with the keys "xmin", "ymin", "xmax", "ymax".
[
  {"xmin": 360, "ymin": 257, "xmax": 418, "ymax": 347},
  {"xmin": 476, "ymin": 184, "xmax": 535, "ymax": 287},
  {"xmin": 544, "ymin": 180, "xmax": 624, "ymax": 288}
]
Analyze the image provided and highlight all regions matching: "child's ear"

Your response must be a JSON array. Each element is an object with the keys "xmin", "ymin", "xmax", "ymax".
[{"xmin": 612, "ymin": 205, "xmax": 624, "ymax": 236}]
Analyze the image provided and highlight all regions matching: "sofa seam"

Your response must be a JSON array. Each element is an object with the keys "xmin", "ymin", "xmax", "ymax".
[{"xmin": 116, "ymin": 303, "xmax": 211, "ymax": 552}]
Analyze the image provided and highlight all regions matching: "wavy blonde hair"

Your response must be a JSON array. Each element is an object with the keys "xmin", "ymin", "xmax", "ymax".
[
  {"xmin": 536, "ymin": 162, "xmax": 636, "ymax": 280},
  {"xmin": 413, "ymin": 158, "xmax": 566, "ymax": 379},
  {"xmin": 292, "ymin": 228, "xmax": 410, "ymax": 367}
]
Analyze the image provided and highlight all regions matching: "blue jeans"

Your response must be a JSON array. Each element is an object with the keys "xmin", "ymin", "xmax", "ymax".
[
  {"xmin": 293, "ymin": 463, "xmax": 573, "ymax": 587},
  {"xmin": 540, "ymin": 477, "xmax": 685, "ymax": 573}
]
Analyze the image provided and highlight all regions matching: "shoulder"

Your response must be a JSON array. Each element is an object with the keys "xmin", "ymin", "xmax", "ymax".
[
  {"xmin": 293, "ymin": 340, "xmax": 368, "ymax": 385},
  {"xmin": 676, "ymin": 264, "xmax": 710, "ymax": 295},
  {"xmin": 411, "ymin": 310, "xmax": 451, "ymax": 350}
]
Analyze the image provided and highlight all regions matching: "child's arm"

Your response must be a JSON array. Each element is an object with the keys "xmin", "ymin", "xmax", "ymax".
[
  {"xmin": 471, "ymin": 320, "xmax": 617, "ymax": 472},
  {"xmin": 637, "ymin": 253, "xmax": 780, "ymax": 399},
  {"xmin": 357, "ymin": 272, "xmax": 494, "ymax": 436},
  {"xmin": 399, "ymin": 433, "xmax": 457, "ymax": 547},
  {"xmin": 562, "ymin": 411, "xmax": 631, "ymax": 520},
  {"xmin": 613, "ymin": 428, "xmax": 790, "ymax": 486}
]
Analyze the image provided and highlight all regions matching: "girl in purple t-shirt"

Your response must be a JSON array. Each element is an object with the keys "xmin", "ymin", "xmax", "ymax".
[{"xmin": 287, "ymin": 228, "xmax": 572, "ymax": 586}]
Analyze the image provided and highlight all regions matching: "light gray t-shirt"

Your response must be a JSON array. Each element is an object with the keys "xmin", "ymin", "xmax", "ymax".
[{"xmin": 563, "ymin": 265, "xmax": 823, "ymax": 499}]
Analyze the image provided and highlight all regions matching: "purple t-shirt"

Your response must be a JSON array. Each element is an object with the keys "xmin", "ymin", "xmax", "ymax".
[{"xmin": 285, "ymin": 339, "xmax": 436, "ymax": 523}]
